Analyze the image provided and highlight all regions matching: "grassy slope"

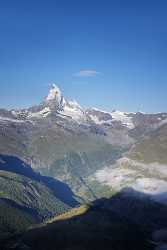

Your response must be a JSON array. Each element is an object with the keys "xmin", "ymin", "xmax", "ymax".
[
  {"xmin": 28, "ymin": 127, "xmax": 124, "ymax": 200},
  {"xmin": 129, "ymin": 124, "xmax": 167, "ymax": 164},
  {"xmin": 0, "ymin": 170, "xmax": 71, "ymax": 235},
  {"xmin": 45, "ymin": 205, "xmax": 89, "ymax": 224},
  {"xmin": 0, "ymin": 199, "xmax": 36, "ymax": 238},
  {"xmin": 0, "ymin": 118, "xmax": 126, "ymax": 202},
  {"xmin": 28, "ymin": 130, "xmax": 123, "ymax": 174}
]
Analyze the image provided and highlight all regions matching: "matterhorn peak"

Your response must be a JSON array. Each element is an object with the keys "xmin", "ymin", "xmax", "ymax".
[
  {"xmin": 43, "ymin": 83, "xmax": 65, "ymax": 111},
  {"xmin": 46, "ymin": 83, "xmax": 61, "ymax": 102},
  {"xmin": 39, "ymin": 83, "xmax": 86, "ymax": 121}
]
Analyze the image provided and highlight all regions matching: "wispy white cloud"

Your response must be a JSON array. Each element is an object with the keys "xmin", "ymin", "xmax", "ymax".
[{"xmin": 73, "ymin": 70, "xmax": 100, "ymax": 77}]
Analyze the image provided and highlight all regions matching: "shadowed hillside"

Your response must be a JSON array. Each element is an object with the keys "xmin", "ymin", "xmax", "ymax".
[
  {"xmin": 3, "ymin": 189, "xmax": 167, "ymax": 250},
  {"xmin": 0, "ymin": 155, "xmax": 79, "ymax": 237},
  {"xmin": 0, "ymin": 154, "xmax": 78, "ymax": 207}
]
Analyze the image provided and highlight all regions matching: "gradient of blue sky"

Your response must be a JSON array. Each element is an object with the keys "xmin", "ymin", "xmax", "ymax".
[{"xmin": 0, "ymin": 0, "xmax": 167, "ymax": 112}]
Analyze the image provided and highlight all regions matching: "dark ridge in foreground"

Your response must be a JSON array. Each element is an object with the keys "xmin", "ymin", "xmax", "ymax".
[{"xmin": 2, "ymin": 189, "xmax": 167, "ymax": 250}]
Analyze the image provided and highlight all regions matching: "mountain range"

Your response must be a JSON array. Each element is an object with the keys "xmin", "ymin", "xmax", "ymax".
[{"xmin": 0, "ymin": 84, "xmax": 167, "ymax": 249}]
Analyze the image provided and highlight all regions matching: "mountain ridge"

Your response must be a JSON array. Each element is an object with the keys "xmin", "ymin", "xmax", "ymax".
[{"xmin": 0, "ymin": 84, "xmax": 167, "ymax": 203}]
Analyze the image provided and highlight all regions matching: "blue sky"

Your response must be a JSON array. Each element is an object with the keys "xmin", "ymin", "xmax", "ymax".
[{"xmin": 0, "ymin": 0, "xmax": 167, "ymax": 112}]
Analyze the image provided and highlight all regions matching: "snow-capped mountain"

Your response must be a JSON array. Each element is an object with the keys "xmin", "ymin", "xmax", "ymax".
[
  {"xmin": 2, "ymin": 84, "xmax": 167, "ymax": 130},
  {"xmin": 45, "ymin": 84, "xmax": 62, "ymax": 103},
  {"xmin": 86, "ymin": 108, "xmax": 135, "ymax": 129},
  {"xmin": 7, "ymin": 84, "xmax": 86, "ymax": 123},
  {"xmin": 0, "ymin": 84, "xmax": 167, "ymax": 204}
]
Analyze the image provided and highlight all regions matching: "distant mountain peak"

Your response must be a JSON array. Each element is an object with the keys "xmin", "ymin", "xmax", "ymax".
[
  {"xmin": 2, "ymin": 83, "xmax": 166, "ymax": 130},
  {"xmin": 46, "ymin": 84, "xmax": 61, "ymax": 102}
]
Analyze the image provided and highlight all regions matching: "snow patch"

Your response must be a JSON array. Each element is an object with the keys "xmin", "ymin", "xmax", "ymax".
[
  {"xmin": 0, "ymin": 116, "xmax": 25, "ymax": 123},
  {"xmin": 67, "ymin": 100, "xmax": 82, "ymax": 110},
  {"xmin": 89, "ymin": 114, "xmax": 112, "ymax": 125},
  {"xmin": 111, "ymin": 110, "xmax": 134, "ymax": 129},
  {"xmin": 61, "ymin": 101, "xmax": 85, "ymax": 123},
  {"xmin": 28, "ymin": 107, "xmax": 51, "ymax": 118},
  {"xmin": 88, "ymin": 108, "xmax": 134, "ymax": 129}
]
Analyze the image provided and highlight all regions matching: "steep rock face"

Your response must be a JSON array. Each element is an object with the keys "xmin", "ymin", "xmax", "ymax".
[{"xmin": 45, "ymin": 84, "xmax": 62, "ymax": 103}]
